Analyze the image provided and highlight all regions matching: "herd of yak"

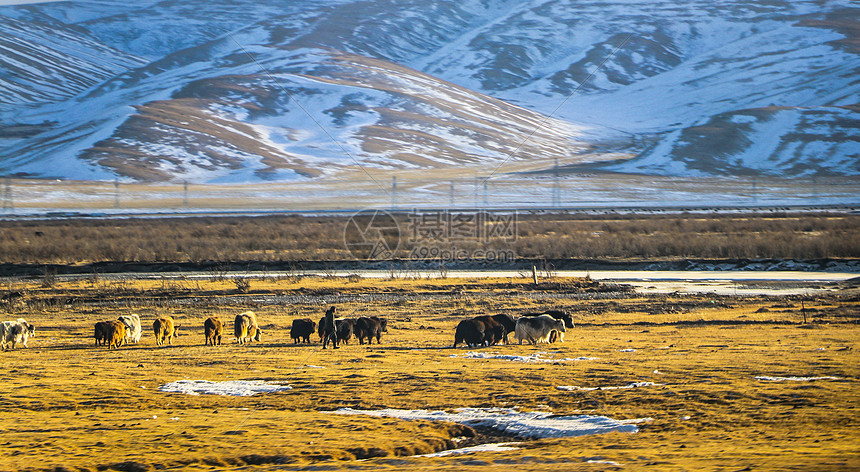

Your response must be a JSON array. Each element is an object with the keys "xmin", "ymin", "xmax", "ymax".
[
  {"xmin": 85, "ymin": 308, "xmax": 387, "ymax": 350},
  {"xmin": 0, "ymin": 308, "xmax": 573, "ymax": 351}
]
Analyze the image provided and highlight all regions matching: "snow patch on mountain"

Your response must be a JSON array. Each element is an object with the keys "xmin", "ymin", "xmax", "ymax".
[{"xmin": 610, "ymin": 106, "xmax": 860, "ymax": 176}]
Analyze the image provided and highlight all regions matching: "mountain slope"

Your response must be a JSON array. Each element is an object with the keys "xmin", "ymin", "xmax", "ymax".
[
  {"xmin": 0, "ymin": 0, "xmax": 857, "ymax": 183},
  {"xmin": 0, "ymin": 14, "xmax": 146, "ymax": 106},
  {"xmin": 607, "ymin": 105, "xmax": 860, "ymax": 177},
  {"xmin": 68, "ymin": 52, "xmax": 593, "ymax": 182}
]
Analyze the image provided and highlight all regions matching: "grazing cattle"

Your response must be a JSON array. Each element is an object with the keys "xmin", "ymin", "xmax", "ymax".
[
  {"xmin": 352, "ymin": 317, "xmax": 370, "ymax": 344},
  {"xmin": 522, "ymin": 310, "xmax": 574, "ymax": 329},
  {"xmin": 234, "ymin": 314, "xmax": 250, "ymax": 344},
  {"xmin": 244, "ymin": 311, "xmax": 263, "ymax": 343},
  {"xmin": 153, "ymin": 316, "xmax": 178, "ymax": 346},
  {"xmin": 290, "ymin": 318, "xmax": 316, "ymax": 344},
  {"xmin": 354, "ymin": 316, "xmax": 387, "ymax": 345},
  {"xmin": 474, "ymin": 315, "xmax": 515, "ymax": 345},
  {"xmin": 234, "ymin": 313, "xmax": 262, "ymax": 344},
  {"xmin": 117, "ymin": 314, "xmax": 142, "ymax": 344},
  {"xmin": 514, "ymin": 314, "xmax": 566, "ymax": 345},
  {"xmin": 0, "ymin": 318, "xmax": 35, "ymax": 350},
  {"xmin": 334, "ymin": 318, "xmax": 354, "ymax": 345},
  {"xmin": 485, "ymin": 318, "xmax": 506, "ymax": 346},
  {"xmin": 237, "ymin": 311, "xmax": 263, "ymax": 343},
  {"xmin": 103, "ymin": 320, "xmax": 126, "ymax": 350},
  {"xmin": 543, "ymin": 310, "xmax": 574, "ymax": 329},
  {"xmin": 492, "ymin": 314, "xmax": 517, "ymax": 343},
  {"xmin": 468, "ymin": 316, "xmax": 503, "ymax": 346},
  {"xmin": 453, "ymin": 315, "xmax": 507, "ymax": 348},
  {"xmin": 94, "ymin": 320, "xmax": 111, "ymax": 346},
  {"xmin": 204, "ymin": 317, "xmax": 223, "ymax": 346},
  {"xmin": 454, "ymin": 318, "xmax": 489, "ymax": 348},
  {"xmin": 239, "ymin": 311, "xmax": 259, "ymax": 330},
  {"xmin": 318, "ymin": 316, "xmax": 327, "ymax": 342}
]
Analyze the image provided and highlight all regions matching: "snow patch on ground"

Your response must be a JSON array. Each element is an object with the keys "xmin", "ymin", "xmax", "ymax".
[
  {"xmin": 159, "ymin": 379, "xmax": 292, "ymax": 396},
  {"xmin": 334, "ymin": 407, "xmax": 649, "ymax": 438},
  {"xmin": 450, "ymin": 351, "xmax": 598, "ymax": 363},
  {"xmin": 415, "ymin": 442, "xmax": 521, "ymax": 457},
  {"xmin": 755, "ymin": 376, "xmax": 841, "ymax": 382},
  {"xmin": 557, "ymin": 382, "xmax": 662, "ymax": 392}
]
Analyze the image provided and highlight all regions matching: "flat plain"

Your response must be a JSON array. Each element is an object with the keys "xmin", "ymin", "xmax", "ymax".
[{"xmin": 0, "ymin": 275, "xmax": 857, "ymax": 472}]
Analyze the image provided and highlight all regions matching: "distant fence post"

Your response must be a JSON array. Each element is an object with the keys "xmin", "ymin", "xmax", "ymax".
[
  {"xmin": 2, "ymin": 177, "xmax": 10, "ymax": 212},
  {"xmin": 483, "ymin": 179, "xmax": 488, "ymax": 207},
  {"xmin": 801, "ymin": 300, "xmax": 807, "ymax": 324}
]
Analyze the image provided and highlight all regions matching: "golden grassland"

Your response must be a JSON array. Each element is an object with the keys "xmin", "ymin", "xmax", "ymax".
[{"xmin": 0, "ymin": 276, "xmax": 858, "ymax": 472}]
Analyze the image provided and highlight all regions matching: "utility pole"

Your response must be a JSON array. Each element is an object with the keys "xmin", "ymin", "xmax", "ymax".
[
  {"xmin": 751, "ymin": 175, "xmax": 757, "ymax": 205},
  {"xmin": 391, "ymin": 175, "xmax": 397, "ymax": 211},
  {"xmin": 811, "ymin": 175, "xmax": 818, "ymax": 203}
]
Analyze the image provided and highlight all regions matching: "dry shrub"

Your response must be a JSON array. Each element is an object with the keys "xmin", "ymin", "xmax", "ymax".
[
  {"xmin": 232, "ymin": 277, "xmax": 251, "ymax": 293},
  {"xmin": 40, "ymin": 266, "xmax": 57, "ymax": 288},
  {"xmin": 0, "ymin": 213, "xmax": 856, "ymax": 264}
]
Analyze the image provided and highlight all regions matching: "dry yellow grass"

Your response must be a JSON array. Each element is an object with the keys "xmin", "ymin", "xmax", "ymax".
[
  {"xmin": 0, "ymin": 277, "xmax": 857, "ymax": 471},
  {"xmin": 1, "ymin": 211, "xmax": 856, "ymax": 265}
]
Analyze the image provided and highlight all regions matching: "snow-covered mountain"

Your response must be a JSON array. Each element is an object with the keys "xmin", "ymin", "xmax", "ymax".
[
  {"xmin": 0, "ymin": 14, "xmax": 146, "ymax": 105},
  {"xmin": 0, "ymin": 0, "xmax": 857, "ymax": 183}
]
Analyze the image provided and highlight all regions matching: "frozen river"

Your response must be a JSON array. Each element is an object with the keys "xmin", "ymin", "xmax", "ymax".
[
  {"xmin": 310, "ymin": 270, "xmax": 855, "ymax": 296},
  {"xmin": 99, "ymin": 269, "xmax": 857, "ymax": 296}
]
